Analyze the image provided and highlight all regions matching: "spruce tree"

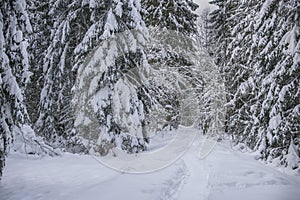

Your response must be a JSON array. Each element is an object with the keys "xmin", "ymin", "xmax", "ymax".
[
  {"xmin": 208, "ymin": 0, "xmax": 300, "ymax": 171},
  {"xmin": 250, "ymin": 0, "xmax": 300, "ymax": 168},
  {"xmin": 224, "ymin": 0, "xmax": 259, "ymax": 147},
  {"xmin": 73, "ymin": 0, "xmax": 151, "ymax": 154},
  {"xmin": 35, "ymin": 0, "xmax": 105, "ymax": 151},
  {"xmin": 0, "ymin": 0, "xmax": 53, "ymax": 178},
  {"xmin": 26, "ymin": 0, "xmax": 53, "ymax": 124},
  {"xmin": 207, "ymin": 0, "xmax": 229, "ymax": 66},
  {"xmin": 141, "ymin": 0, "xmax": 205, "ymax": 131},
  {"xmin": 142, "ymin": 0, "xmax": 198, "ymax": 35}
]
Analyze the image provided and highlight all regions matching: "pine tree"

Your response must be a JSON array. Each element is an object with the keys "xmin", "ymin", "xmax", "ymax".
[
  {"xmin": 0, "ymin": 0, "xmax": 53, "ymax": 178},
  {"xmin": 223, "ymin": 0, "xmax": 260, "ymax": 148},
  {"xmin": 207, "ymin": 0, "xmax": 229, "ymax": 67},
  {"xmin": 142, "ymin": 0, "xmax": 198, "ymax": 35},
  {"xmin": 35, "ymin": 0, "xmax": 103, "ymax": 151},
  {"xmin": 73, "ymin": 0, "xmax": 151, "ymax": 154},
  {"xmin": 26, "ymin": 0, "xmax": 53, "ymax": 124},
  {"xmin": 208, "ymin": 0, "xmax": 300, "ymax": 171},
  {"xmin": 197, "ymin": 8, "xmax": 212, "ymax": 52},
  {"xmin": 249, "ymin": 0, "xmax": 300, "ymax": 169},
  {"xmin": 142, "ymin": 0, "xmax": 205, "ymax": 131}
]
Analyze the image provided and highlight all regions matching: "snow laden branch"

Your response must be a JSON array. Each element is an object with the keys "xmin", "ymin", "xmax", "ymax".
[
  {"xmin": 145, "ymin": 27, "xmax": 227, "ymax": 162},
  {"xmin": 146, "ymin": 27, "xmax": 226, "ymax": 138},
  {"xmin": 72, "ymin": 27, "xmax": 226, "ymax": 171},
  {"xmin": 73, "ymin": 29, "xmax": 150, "ymax": 155}
]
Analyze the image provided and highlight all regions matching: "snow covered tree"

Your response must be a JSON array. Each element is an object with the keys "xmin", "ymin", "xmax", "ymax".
[
  {"xmin": 0, "ymin": 0, "xmax": 54, "ymax": 178},
  {"xmin": 223, "ymin": 0, "xmax": 259, "ymax": 147},
  {"xmin": 35, "ymin": 0, "xmax": 78, "ymax": 151},
  {"xmin": 145, "ymin": 29, "xmax": 203, "ymax": 128},
  {"xmin": 142, "ymin": 0, "xmax": 198, "ymax": 35},
  {"xmin": 141, "ymin": 0, "xmax": 207, "ymax": 131},
  {"xmin": 197, "ymin": 8, "xmax": 212, "ymax": 52},
  {"xmin": 249, "ymin": 0, "xmax": 300, "ymax": 170},
  {"xmin": 35, "ymin": 0, "xmax": 111, "ymax": 152},
  {"xmin": 207, "ymin": 0, "xmax": 229, "ymax": 67},
  {"xmin": 26, "ymin": 0, "xmax": 53, "ymax": 124},
  {"xmin": 208, "ymin": 0, "xmax": 300, "ymax": 171},
  {"xmin": 73, "ymin": 0, "xmax": 152, "ymax": 154}
]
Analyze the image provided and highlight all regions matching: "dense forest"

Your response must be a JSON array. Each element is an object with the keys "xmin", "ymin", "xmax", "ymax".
[
  {"xmin": 207, "ymin": 0, "xmax": 299, "ymax": 171},
  {"xmin": 0, "ymin": 0, "xmax": 299, "ymax": 178}
]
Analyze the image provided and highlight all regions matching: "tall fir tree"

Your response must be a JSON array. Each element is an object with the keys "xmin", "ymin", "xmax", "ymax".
[
  {"xmin": 142, "ymin": 0, "xmax": 198, "ymax": 35},
  {"xmin": 208, "ymin": 0, "xmax": 300, "ymax": 171},
  {"xmin": 207, "ymin": 0, "xmax": 229, "ymax": 67},
  {"xmin": 26, "ymin": 0, "xmax": 53, "ymax": 124},
  {"xmin": 249, "ymin": 0, "xmax": 300, "ymax": 169},
  {"xmin": 0, "ymin": 0, "xmax": 53, "ymax": 178},
  {"xmin": 35, "ymin": 0, "xmax": 113, "ymax": 151},
  {"xmin": 141, "ymin": 0, "xmax": 206, "ymax": 131},
  {"xmin": 224, "ymin": 0, "xmax": 260, "ymax": 148},
  {"xmin": 73, "ymin": 0, "xmax": 151, "ymax": 154}
]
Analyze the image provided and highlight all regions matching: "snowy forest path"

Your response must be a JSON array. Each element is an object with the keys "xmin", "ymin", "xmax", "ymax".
[
  {"xmin": 177, "ymin": 134, "xmax": 213, "ymax": 200},
  {"xmin": 178, "ymin": 134, "xmax": 300, "ymax": 200},
  {"xmin": 1, "ymin": 129, "xmax": 300, "ymax": 200}
]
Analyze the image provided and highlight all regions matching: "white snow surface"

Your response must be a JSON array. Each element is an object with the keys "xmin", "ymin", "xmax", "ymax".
[{"xmin": 1, "ymin": 128, "xmax": 300, "ymax": 200}]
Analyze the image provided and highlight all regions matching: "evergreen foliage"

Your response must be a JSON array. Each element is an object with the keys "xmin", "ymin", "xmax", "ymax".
[
  {"xmin": 142, "ymin": 0, "xmax": 202, "ymax": 131},
  {"xmin": 71, "ymin": 0, "xmax": 151, "ymax": 154},
  {"xmin": 1, "ymin": 0, "xmax": 298, "ymax": 178},
  {"xmin": 0, "ymin": 0, "xmax": 55, "ymax": 178},
  {"xmin": 142, "ymin": 0, "xmax": 198, "ymax": 35},
  {"xmin": 208, "ymin": 0, "xmax": 300, "ymax": 171}
]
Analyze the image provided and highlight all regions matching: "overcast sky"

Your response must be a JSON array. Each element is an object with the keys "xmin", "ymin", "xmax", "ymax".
[{"xmin": 194, "ymin": 0, "xmax": 215, "ymax": 14}]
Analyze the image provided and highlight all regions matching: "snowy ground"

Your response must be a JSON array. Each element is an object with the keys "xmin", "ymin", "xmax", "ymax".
[{"xmin": 1, "ymin": 128, "xmax": 300, "ymax": 200}]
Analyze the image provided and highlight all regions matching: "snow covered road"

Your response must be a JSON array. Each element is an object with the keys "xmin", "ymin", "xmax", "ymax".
[{"xmin": 1, "ymin": 128, "xmax": 300, "ymax": 200}]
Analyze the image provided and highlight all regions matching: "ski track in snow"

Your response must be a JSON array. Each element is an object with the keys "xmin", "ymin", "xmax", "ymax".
[
  {"xmin": 160, "ymin": 160, "xmax": 188, "ymax": 200},
  {"xmin": 1, "ymin": 128, "xmax": 300, "ymax": 200}
]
